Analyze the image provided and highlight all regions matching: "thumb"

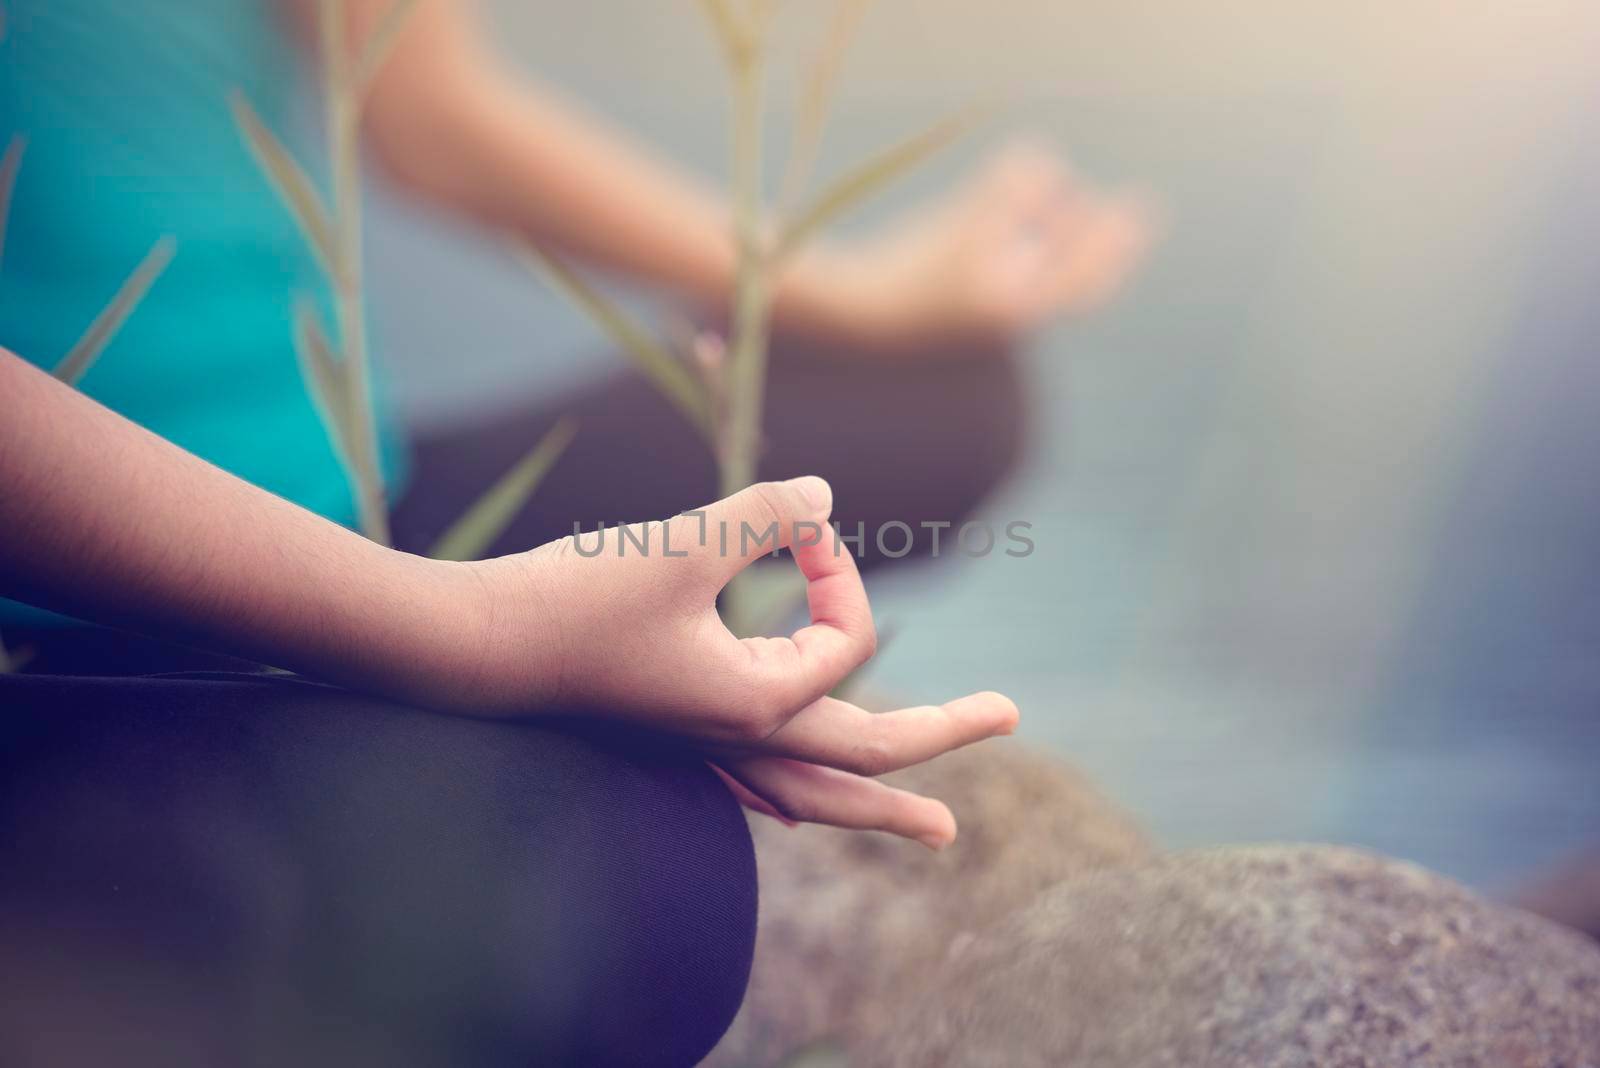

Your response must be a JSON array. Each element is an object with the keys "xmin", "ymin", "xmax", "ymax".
[{"xmin": 695, "ymin": 476, "xmax": 833, "ymax": 583}]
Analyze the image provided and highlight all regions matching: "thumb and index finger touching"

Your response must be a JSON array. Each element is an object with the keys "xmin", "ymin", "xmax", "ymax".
[
  {"xmin": 695, "ymin": 476, "xmax": 876, "ymax": 703},
  {"xmin": 689, "ymin": 477, "xmax": 1021, "ymax": 849}
]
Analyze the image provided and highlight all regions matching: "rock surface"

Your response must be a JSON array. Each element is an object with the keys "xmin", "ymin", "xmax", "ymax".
[
  {"xmin": 705, "ymin": 740, "xmax": 1151, "ymax": 1066},
  {"xmin": 866, "ymin": 845, "xmax": 1600, "ymax": 1067}
]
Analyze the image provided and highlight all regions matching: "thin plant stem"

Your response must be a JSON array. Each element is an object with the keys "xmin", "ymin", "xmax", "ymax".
[
  {"xmin": 518, "ymin": 4, "xmax": 977, "ymax": 634},
  {"xmin": 429, "ymin": 415, "xmax": 579, "ymax": 561},
  {"xmin": 229, "ymin": 93, "xmax": 337, "ymax": 275},
  {"xmin": 773, "ymin": 105, "xmax": 980, "ymax": 263},
  {"xmin": 323, "ymin": 0, "xmax": 389, "ymax": 545},
  {"xmin": 242, "ymin": 1, "xmax": 567, "ymax": 554},
  {"xmin": 719, "ymin": 27, "xmax": 775, "ymax": 636},
  {"xmin": 0, "ymin": 135, "xmax": 25, "ymax": 279},
  {"xmin": 777, "ymin": 0, "xmax": 871, "ymax": 212},
  {"xmin": 696, "ymin": 0, "xmax": 750, "ymax": 66},
  {"xmin": 54, "ymin": 237, "xmax": 176, "ymax": 386},
  {"xmin": 516, "ymin": 242, "xmax": 714, "ymax": 440},
  {"xmin": 356, "ymin": 0, "xmax": 423, "ymax": 89}
]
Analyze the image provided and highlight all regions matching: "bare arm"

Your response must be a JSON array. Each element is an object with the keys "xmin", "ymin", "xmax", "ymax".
[
  {"xmin": 0, "ymin": 349, "xmax": 465, "ymax": 701},
  {"xmin": 318, "ymin": 0, "xmax": 743, "ymax": 305}
]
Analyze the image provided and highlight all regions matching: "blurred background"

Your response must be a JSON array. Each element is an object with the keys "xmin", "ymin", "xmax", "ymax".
[{"xmin": 361, "ymin": 0, "xmax": 1600, "ymax": 892}]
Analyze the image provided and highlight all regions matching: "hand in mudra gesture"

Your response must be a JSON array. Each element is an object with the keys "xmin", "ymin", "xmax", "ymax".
[{"xmin": 452, "ymin": 476, "xmax": 1019, "ymax": 849}]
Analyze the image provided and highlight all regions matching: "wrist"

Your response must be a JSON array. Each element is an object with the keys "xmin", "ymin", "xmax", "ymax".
[
  {"xmin": 301, "ymin": 547, "xmax": 494, "ymax": 714},
  {"xmin": 772, "ymin": 245, "xmax": 863, "ymax": 337},
  {"xmin": 772, "ymin": 244, "xmax": 904, "ymax": 353},
  {"xmin": 388, "ymin": 553, "xmax": 507, "ymax": 712},
  {"xmin": 398, "ymin": 551, "xmax": 567, "ymax": 716}
]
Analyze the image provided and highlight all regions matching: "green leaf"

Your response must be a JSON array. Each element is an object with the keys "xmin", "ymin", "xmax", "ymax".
[
  {"xmin": 357, "ymin": 0, "xmax": 423, "ymax": 87},
  {"xmin": 291, "ymin": 298, "xmax": 354, "ymax": 461},
  {"xmin": 773, "ymin": 107, "xmax": 982, "ymax": 262},
  {"xmin": 54, "ymin": 237, "xmax": 176, "ymax": 386},
  {"xmin": 230, "ymin": 91, "xmax": 337, "ymax": 277},
  {"xmin": 430, "ymin": 416, "xmax": 579, "ymax": 561},
  {"xmin": 0, "ymin": 135, "xmax": 25, "ymax": 276},
  {"xmin": 516, "ymin": 242, "xmax": 714, "ymax": 440}
]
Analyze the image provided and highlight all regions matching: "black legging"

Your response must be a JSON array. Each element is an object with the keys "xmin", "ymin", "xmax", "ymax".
[
  {"xmin": 0, "ymin": 340, "xmax": 1026, "ymax": 1066},
  {"xmin": 0, "ymin": 673, "xmax": 755, "ymax": 1068}
]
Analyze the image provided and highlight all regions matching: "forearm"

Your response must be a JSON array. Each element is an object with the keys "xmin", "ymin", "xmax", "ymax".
[
  {"xmin": 373, "ymin": 67, "xmax": 736, "ymax": 301},
  {"xmin": 356, "ymin": 1, "xmax": 839, "ymax": 323},
  {"xmin": 0, "ymin": 351, "xmax": 469, "ymax": 700}
]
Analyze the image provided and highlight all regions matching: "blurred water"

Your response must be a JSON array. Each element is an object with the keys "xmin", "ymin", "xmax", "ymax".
[{"xmin": 367, "ymin": 1, "xmax": 1600, "ymax": 890}]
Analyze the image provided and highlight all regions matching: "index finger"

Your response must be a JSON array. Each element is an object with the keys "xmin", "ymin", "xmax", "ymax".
[{"xmin": 748, "ymin": 692, "xmax": 1020, "ymax": 776}]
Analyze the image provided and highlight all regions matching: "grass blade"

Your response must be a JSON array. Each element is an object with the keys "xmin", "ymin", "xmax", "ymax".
[
  {"xmin": 291, "ymin": 297, "xmax": 353, "ymax": 459},
  {"xmin": 773, "ymin": 107, "xmax": 980, "ymax": 262},
  {"xmin": 54, "ymin": 237, "xmax": 176, "ymax": 385},
  {"xmin": 0, "ymin": 135, "xmax": 25, "ymax": 276},
  {"xmin": 516, "ymin": 242, "xmax": 714, "ymax": 440},
  {"xmin": 357, "ymin": 0, "xmax": 422, "ymax": 87},
  {"xmin": 230, "ymin": 91, "xmax": 337, "ymax": 277},
  {"xmin": 430, "ymin": 416, "xmax": 579, "ymax": 561},
  {"xmin": 778, "ymin": 0, "xmax": 873, "ymax": 209}
]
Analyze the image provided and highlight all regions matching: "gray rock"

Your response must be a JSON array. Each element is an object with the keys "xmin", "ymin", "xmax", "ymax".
[
  {"xmin": 866, "ymin": 845, "xmax": 1600, "ymax": 1067},
  {"xmin": 706, "ymin": 740, "xmax": 1150, "ymax": 1066}
]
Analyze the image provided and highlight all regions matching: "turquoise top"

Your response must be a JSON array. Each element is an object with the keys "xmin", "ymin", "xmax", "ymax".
[{"xmin": 0, "ymin": 0, "xmax": 407, "ymax": 626}]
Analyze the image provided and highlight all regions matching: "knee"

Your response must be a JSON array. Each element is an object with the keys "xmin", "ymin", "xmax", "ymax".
[
  {"xmin": 0, "ymin": 681, "xmax": 757, "ymax": 1068},
  {"xmin": 502, "ymin": 723, "xmax": 759, "ymax": 1067},
  {"xmin": 267, "ymin": 702, "xmax": 759, "ymax": 1067},
  {"xmin": 381, "ymin": 718, "xmax": 759, "ymax": 1068}
]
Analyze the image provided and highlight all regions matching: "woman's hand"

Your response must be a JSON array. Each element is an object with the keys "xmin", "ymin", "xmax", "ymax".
[
  {"xmin": 781, "ymin": 142, "xmax": 1155, "ymax": 357},
  {"xmin": 446, "ymin": 476, "xmax": 1020, "ymax": 849}
]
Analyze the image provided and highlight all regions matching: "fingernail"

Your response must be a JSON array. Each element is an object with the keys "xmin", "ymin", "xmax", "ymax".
[
  {"xmin": 918, "ymin": 833, "xmax": 949, "ymax": 852},
  {"xmin": 788, "ymin": 475, "xmax": 832, "ymax": 513}
]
